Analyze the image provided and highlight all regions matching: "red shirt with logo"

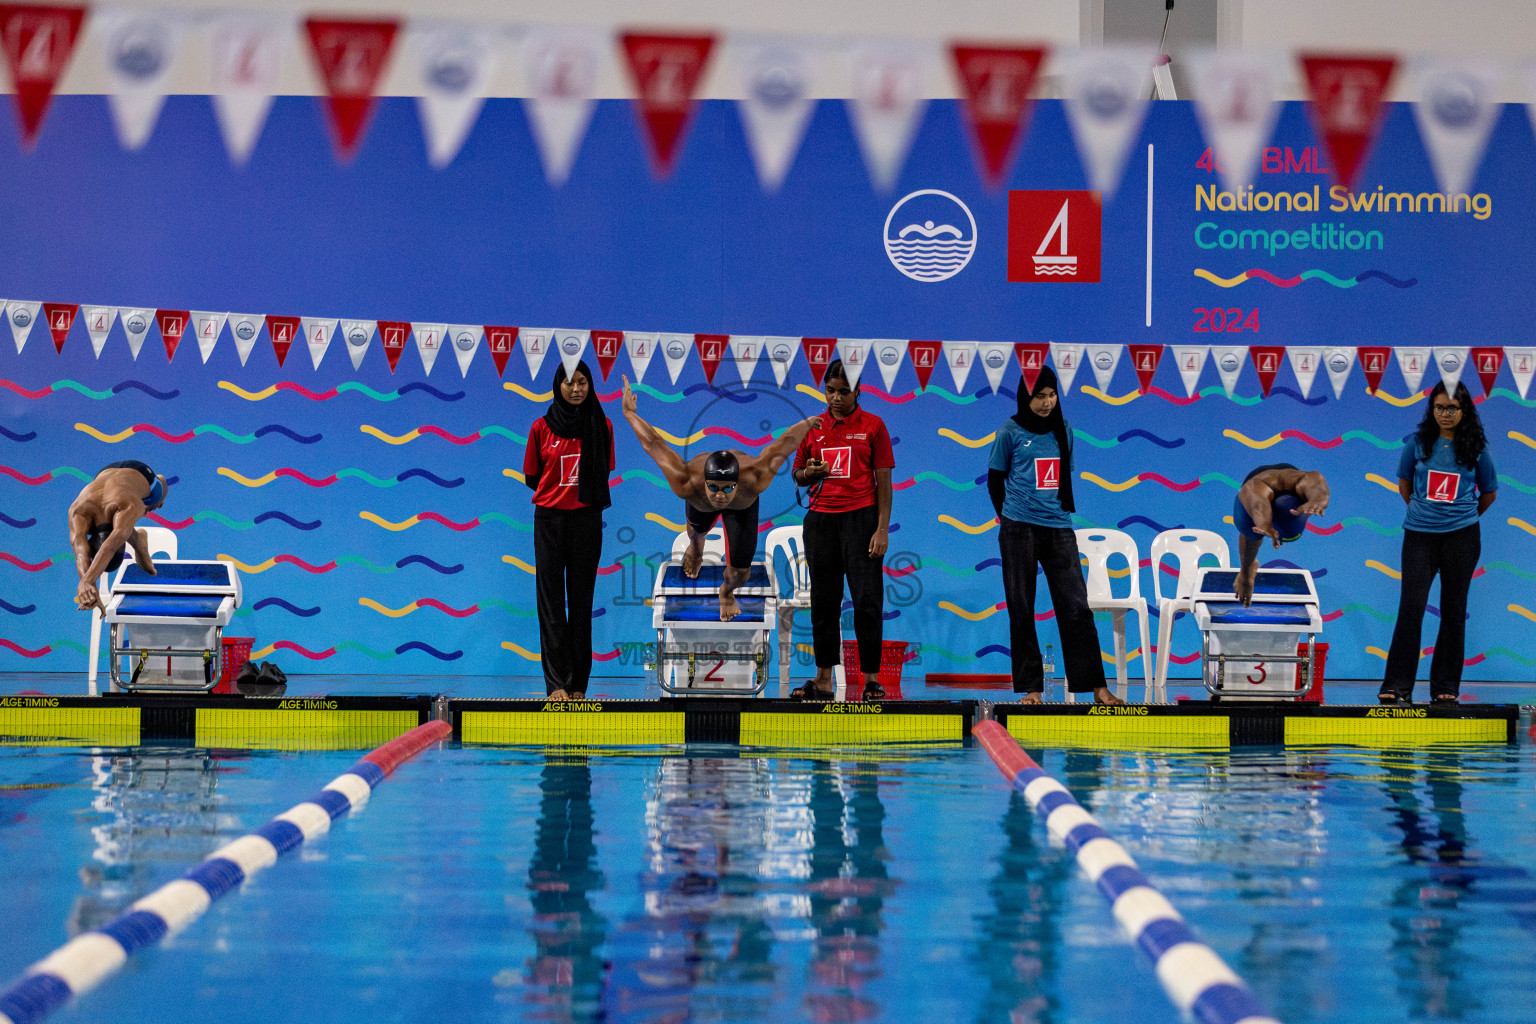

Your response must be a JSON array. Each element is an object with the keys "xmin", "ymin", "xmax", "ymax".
[
  {"xmin": 793, "ymin": 405, "xmax": 895, "ymax": 513},
  {"xmin": 523, "ymin": 418, "xmax": 615, "ymax": 510}
]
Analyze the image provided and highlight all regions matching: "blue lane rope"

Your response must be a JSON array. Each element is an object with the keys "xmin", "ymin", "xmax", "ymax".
[
  {"xmin": 974, "ymin": 720, "xmax": 1282, "ymax": 1024},
  {"xmin": 0, "ymin": 720, "xmax": 451, "ymax": 1024}
]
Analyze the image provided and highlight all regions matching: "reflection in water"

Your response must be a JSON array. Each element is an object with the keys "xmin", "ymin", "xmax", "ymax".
[
  {"xmin": 72, "ymin": 749, "xmax": 227, "ymax": 936},
  {"xmin": 524, "ymin": 754, "xmax": 609, "ymax": 1023}
]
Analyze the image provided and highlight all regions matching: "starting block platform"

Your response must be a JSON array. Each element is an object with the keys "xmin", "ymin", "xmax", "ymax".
[
  {"xmin": 652, "ymin": 561, "xmax": 779, "ymax": 696},
  {"xmin": 103, "ymin": 560, "xmax": 243, "ymax": 692},
  {"xmin": 0, "ymin": 694, "xmax": 1520, "ymax": 751}
]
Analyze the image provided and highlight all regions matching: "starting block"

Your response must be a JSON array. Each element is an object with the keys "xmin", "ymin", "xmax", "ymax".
[
  {"xmin": 651, "ymin": 560, "xmax": 778, "ymax": 696},
  {"xmin": 103, "ymin": 560, "xmax": 243, "ymax": 692},
  {"xmin": 1191, "ymin": 567, "xmax": 1322, "ymax": 700}
]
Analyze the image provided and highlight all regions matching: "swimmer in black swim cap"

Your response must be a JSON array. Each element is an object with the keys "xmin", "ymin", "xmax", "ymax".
[
  {"xmin": 623, "ymin": 375, "xmax": 821, "ymax": 620},
  {"xmin": 1233, "ymin": 464, "xmax": 1330, "ymax": 606}
]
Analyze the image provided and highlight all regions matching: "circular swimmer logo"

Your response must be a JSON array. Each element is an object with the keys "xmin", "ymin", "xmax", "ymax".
[
  {"xmin": 1094, "ymin": 350, "xmax": 1115, "ymax": 371},
  {"xmin": 883, "ymin": 189, "xmax": 976, "ymax": 283},
  {"xmin": 347, "ymin": 326, "xmax": 369, "ymax": 347},
  {"xmin": 234, "ymin": 319, "xmax": 257, "ymax": 341},
  {"xmin": 454, "ymin": 329, "xmax": 478, "ymax": 352},
  {"xmin": 1218, "ymin": 351, "xmax": 1242, "ymax": 374},
  {"xmin": 1327, "ymin": 351, "xmax": 1350, "ymax": 374},
  {"xmin": 10, "ymin": 308, "xmax": 31, "ymax": 329}
]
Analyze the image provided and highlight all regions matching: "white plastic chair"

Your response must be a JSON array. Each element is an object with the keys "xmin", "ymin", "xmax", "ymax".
[
  {"xmin": 1074, "ymin": 528, "xmax": 1153, "ymax": 702},
  {"xmin": 765, "ymin": 525, "xmax": 813, "ymax": 698},
  {"xmin": 88, "ymin": 526, "xmax": 177, "ymax": 695},
  {"xmin": 1149, "ymin": 529, "xmax": 1231, "ymax": 702}
]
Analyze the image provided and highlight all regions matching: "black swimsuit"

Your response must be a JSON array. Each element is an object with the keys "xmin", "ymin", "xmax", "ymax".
[
  {"xmin": 685, "ymin": 498, "xmax": 760, "ymax": 570},
  {"xmin": 87, "ymin": 461, "xmax": 158, "ymax": 574}
]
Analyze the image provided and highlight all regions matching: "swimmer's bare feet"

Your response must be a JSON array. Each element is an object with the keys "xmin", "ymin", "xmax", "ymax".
[
  {"xmin": 1020, "ymin": 691, "xmax": 1043, "ymax": 704},
  {"xmin": 682, "ymin": 542, "xmax": 703, "ymax": 579},
  {"xmin": 132, "ymin": 530, "xmax": 157, "ymax": 575},
  {"xmin": 1234, "ymin": 564, "xmax": 1256, "ymax": 607},
  {"xmin": 547, "ymin": 688, "xmax": 570, "ymax": 702},
  {"xmin": 1093, "ymin": 686, "xmax": 1126, "ymax": 706},
  {"xmin": 719, "ymin": 592, "xmax": 741, "ymax": 621}
]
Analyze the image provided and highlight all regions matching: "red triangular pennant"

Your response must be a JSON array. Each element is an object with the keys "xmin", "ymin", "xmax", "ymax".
[
  {"xmin": 591, "ymin": 330, "xmax": 623, "ymax": 381},
  {"xmin": 620, "ymin": 33, "xmax": 714, "ymax": 177},
  {"xmin": 1357, "ymin": 345, "xmax": 1391, "ymax": 394},
  {"xmin": 0, "ymin": 5, "xmax": 85, "ymax": 148},
  {"xmin": 155, "ymin": 309, "xmax": 189, "ymax": 361},
  {"xmin": 951, "ymin": 44, "xmax": 1046, "ymax": 187},
  {"xmin": 485, "ymin": 325, "xmax": 517, "ymax": 378},
  {"xmin": 264, "ymin": 315, "xmax": 300, "ymax": 367},
  {"xmin": 41, "ymin": 301, "xmax": 76, "ymax": 353},
  {"xmin": 377, "ymin": 320, "xmax": 409, "ymax": 373},
  {"xmin": 909, "ymin": 340, "xmax": 943, "ymax": 391},
  {"xmin": 694, "ymin": 333, "xmax": 727, "ymax": 385},
  {"xmin": 1298, "ymin": 54, "xmax": 1397, "ymax": 191},
  {"xmin": 801, "ymin": 337, "xmax": 836, "ymax": 388},
  {"xmin": 1127, "ymin": 343, "xmax": 1164, "ymax": 394},
  {"xmin": 303, "ymin": 18, "xmax": 399, "ymax": 161},
  {"xmin": 1013, "ymin": 343, "xmax": 1049, "ymax": 394},
  {"xmin": 1469, "ymin": 347, "xmax": 1503, "ymax": 396},
  {"xmin": 1249, "ymin": 345, "xmax": 1285, "ymax": 397}
]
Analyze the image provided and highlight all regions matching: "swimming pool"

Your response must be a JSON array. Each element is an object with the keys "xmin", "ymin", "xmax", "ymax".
[{"xmin": 2, "ymin": 739, "xmax": 1533, "ymax": 1023}]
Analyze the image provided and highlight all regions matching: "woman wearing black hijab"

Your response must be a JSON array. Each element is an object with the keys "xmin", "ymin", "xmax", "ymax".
[
  {"xmin": 986, "ymin": 367, "xmax": 1123, "ymax": 704},
  {"xmin": 523, "ymin": 361, "xmax": 613, "ymax": 700}
]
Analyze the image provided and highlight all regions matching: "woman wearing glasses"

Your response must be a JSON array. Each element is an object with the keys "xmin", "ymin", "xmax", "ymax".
[{"xmin": 1380, "ymin": 380, "xmax": 1498, "ymax": 704}]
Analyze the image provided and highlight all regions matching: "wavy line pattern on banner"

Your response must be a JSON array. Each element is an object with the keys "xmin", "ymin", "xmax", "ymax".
[
  {"xmin": 148, "ymin": 510, "xmax": 322, "ymax": 531},
  {"xmin": 1, "ymin": 379, "xmax": 179, "ymax": 400},
  {"xmin": 0, "ymin": 426, "xmax": 36, "ymax": 441},
  {"xmin": 360, "ymin": 424, "xmax": 527, "ymax": 445},
  {"xmin": 214, "ymin": 553, "xmax": 464, "ymax": 574},
  {"xmin": 1, "ymin": 466, "xmax": 92, "ymax": 485},
  {"xmin": 251, "ymin": 597, "xmax": 320, "ymax": 616},
  {"xmin": 358, "ymin": 510, "xmax": 532, "ymax": 532},
  {"xmin": 894, "ymin": 472, "xmax": 981, "ymax": 492},
  {"xmin": 0, "ymin": 513, "xmax": 38, "ymax": 528},
  {"xmin": 1080, "ymin": 471, "xmax": 1241, "ymax": 493},
  {"xmin": 1223, "ymin": 428, "xmax": 1405, "ymax": 450},
  {"xmin": 0, "ymin": 599, "xmax": 35, "ymax": 614},
  {"xmin": 75, "ymin": 423, "xmax": 322, "ymax": 444},
  {"xmin": 1497, "ymin": 476, "xmax": 1536, "ymax": 495},
  {"xmin": 1364, "ymin": 645, "xmax": 1536, "ymax": 668},
  {"xmin": 1510, "ymin": 518, "xmax": 1536, "ymax": 538},
  {"xmin": 358, "ymin": 597, "xmax": 539, "ymax": 618},
  {"xmin": 937, "ymin": 514, "xmax": 997, "ymax": 535},
  {"xmin": 248, "ymin": 639, "xmax": 463, "ymax": 661},
  {"xmin": 219, "ymin": 381, "xmax": 464, "ymax": 402},
  {"xmin": 1195, "ymin": 268, "xmax": 1417, "ymax": 289},
  {"xmin": 217, "ymin": 467, "xmax": 465, "ymax": 488},
  {"xmin": 938, "ymin": 427, "xmax": 1185, "ymax": 449},
  {"xmin": 1510, "ymin": 431, "xmax": 1536, "ymax": 449}
]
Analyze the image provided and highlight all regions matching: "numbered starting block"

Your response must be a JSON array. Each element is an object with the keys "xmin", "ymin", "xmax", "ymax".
[
  {"xmin": 652, "ymin": 560, "xmax": 778, "ymax": 696},
  {"xmin": 1191, "ymin": 567, "xmax": 1323, "ymax": 701},
  {"xmin": 103, "ymin": 561, "xmax": 243, "ymax": 692}
]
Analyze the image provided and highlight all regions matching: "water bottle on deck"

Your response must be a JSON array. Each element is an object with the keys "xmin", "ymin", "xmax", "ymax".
[{"xmin": 1043, "ymin": 644, "xmax": 1058, "ymax": 700}]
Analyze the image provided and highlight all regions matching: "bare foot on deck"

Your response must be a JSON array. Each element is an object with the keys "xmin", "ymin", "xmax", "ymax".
[
  {"xmin": 1020, "ymin": 692, "xmax": 1043, "ymax": 704},
  {"xmin": 1093, "ymin": 686, "xmax": 1126, "ymax": 706},
  {"xmin": 682, "ymin": 542, "xmax": 703, "ymax": 579},
  {"xmin": 719, "ymin": 592, "xmax": 741, "ymax": 621}
]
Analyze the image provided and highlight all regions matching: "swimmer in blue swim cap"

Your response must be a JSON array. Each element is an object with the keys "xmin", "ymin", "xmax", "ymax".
[
  {"xmin": 1233, "ymin": 464, "xmax": 1330, "ymax": 606},
  {"xmin": 68, "ymin": 460, "xmax": 170, "ymax": 612}
]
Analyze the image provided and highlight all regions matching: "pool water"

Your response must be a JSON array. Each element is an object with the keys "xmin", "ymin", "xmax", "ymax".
[{"xmin": 2, "ymin": 741, "xmax": 1534, "ymax": 1023}]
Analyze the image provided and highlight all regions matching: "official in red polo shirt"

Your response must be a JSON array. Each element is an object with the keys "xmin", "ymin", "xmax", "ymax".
[
  {"xmin": 790, "ymin": 360, "xmax": 895, "ymax": 700},
  {"xmin": 523, "ymin": 360, "xmax": 614, "ymax": 701}
]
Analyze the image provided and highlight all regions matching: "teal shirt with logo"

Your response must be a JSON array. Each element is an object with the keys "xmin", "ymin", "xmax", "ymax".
[
  {"xmin": 1397, "ymin": 438, "xmax": 1497, "ymax": 533},
  {"xmin": 988, "ymin": 419, "xmax": 1073, "ymax": 528}
]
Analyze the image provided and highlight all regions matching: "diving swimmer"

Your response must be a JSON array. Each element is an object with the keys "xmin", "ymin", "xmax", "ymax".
[
  {"xmin": 68, "ymin": 460, "xmax": 170, "ymax": 612},
  {"xmin": 1233, "ymin": 463, "xmax": 1330, "ymax": 606}
]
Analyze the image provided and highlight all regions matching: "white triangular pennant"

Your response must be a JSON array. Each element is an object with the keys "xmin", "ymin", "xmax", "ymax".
[
  {"xmin": 301, "ymin": 317, "xmax": 337, "ymax": 370},
  {"xmin": 190, "ymin": 311, "xmax": 227, "ymax": 364},
  {"xmin": 1185, "ymin": 49, "xmax": 1284, "ymax": 193},
  {"xmin": 1434, "ymin": 346, "xmax": 1471, "ymax": 394},
  {"xmin": 1286, "ymin": 345, "xmax": 1323, "ymax": 399},
  {"xmin": 623, "ymin": 331, "xmax": 658, "ymax": 384},
  {"xmin": 1084, "ymin": 343, "xmax": 1123, "ymax": 392},
  {"xmin": 81, "ymin": 306, "xmax": 118, "ymax": 358},
  {"xmin": 1211, "ymin": 345, "xmax": 1247, "ymax": 397},
  {"xmin": 119, "ymin": 307, "xmax": 153, "ymax": 360},
  {"xmin": 520, "ymin": 25, "xmax": 602, "ymax": 186},
  {"xmin": 411, "ymin": 322, "xmax": 447, "ymax": 376},
  {"xmin": 846, "ymin": 40, "xmax": 933, "ymax": 192},
  {"xmin": 1396, "ymin": 346, "xmax": 1431, "ymax": 393},
  {"xmin": 1323, "ymin": 347, "xmax": 1356, "ymax": 400},
  {"xmin": 728, "ymin": 335, "xmax": 762, "ymax": 385},
  {"xmin": 835, "ymin": 338, "xmax": 874, "ymax": 389},
  {"xmin": 660, "ymin": 333, "xmax": 692, "ymax": 385},
  {"xmin": 341, "ymin": 319, "xmax": 376, "ymax": 369},
  {"xmin": 1506, "ymin": 347, "xmax": 1536, "ymax": 399},
  {"xmin": 6, "ymin": 301, "xmax": 40, "ymax": 353},
  {"xmin": 763, "ymin": 336, "xmax": 798, "ymax": 387},
  {"xmin": 413, "ymin": 23, "xmax": 498, "ymax": 169},
  {"xmin": 209, "ymin": 13, "xmax": 289, "ymax": 165},
  {"xmin": 1049, "ymin": 342, "xmax": 1086, "ymax": 395},
  {"xmin": 735, "ymin": 37, "xmax": 817, "ymax": 192},
  {"xmin": 226, "ymin": 313, "xmax": 264, "ymax": 366},
  {"xmin": 448, "ymin": 323, "xmax": 483, "ymax": 378},
  {"xmin": 1169, "ymin": 344, "xmax": 1209, "ymax": 398},
  {"xmin": 1413, "ymin": 57, "xmax": 1501, "ymax": 196},
  {"xmin": 518, "ymin": 328, "xmax": 554, "ymax": 380},
  {"xmin": 942, "ymin": 341, "xmax": 976, "ymax": 393},
  {"xmin": 554, "ymin": 329, "xmax": 589, "ymax": 379},
  {"xmin": 1060, "ymin": 46, "xmax": 1155, "ymax": 196},
  {"xmin": 870, "ymin": 338, "xmax": 908, "ymax": 392},
  {"xmin": 96, "ymin": 9, "xmax": 183, "ymax": 150},
  {"xmin": 976, "ymin": 341, "xmax": 1012, "ymax": 395}
]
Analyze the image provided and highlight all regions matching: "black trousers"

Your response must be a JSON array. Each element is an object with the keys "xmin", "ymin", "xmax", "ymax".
[
  {"xmin": 804, "ymin": 505, "xmax": 885, "ymax": 673},
  {"xmin": 999, "ymin": 518, "xmax": 1106, "ymax": 694},
  {"xmin": 534, "ymin": 505, "xmax": 603, "ymax": 694},
  {"xmin": 1383, "ymin": 523, "xmax": 1480, "ymax": 699}
]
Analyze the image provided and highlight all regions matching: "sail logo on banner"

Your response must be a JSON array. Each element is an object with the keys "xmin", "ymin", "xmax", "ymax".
[
  {"xmin": 882, "ymin": 189, "xmax": 977, "ymax": 283},
  {"xmin": 1007, "ymin": 190, "xmax": 1101, "ymax": 283}
]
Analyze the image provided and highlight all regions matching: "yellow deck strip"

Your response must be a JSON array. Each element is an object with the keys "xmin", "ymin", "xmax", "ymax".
[
  {"xmin": 195, "ymin": 708, "xmax": 419, "ymax": 750},
  {"xmin": 739, "ymin": 711, "xmax": 962, "ymax": 745},
  {"xmin": 461, "ymin": 710, "xmax": 686, "ymax": 745},
  {"xmin": 1284, "ymin": 715, "xmax": 1506, "ymax": 746},
  {"xmin": 0, "ymin": 705, "xmax": 140, "ymax": 747},
  {"xmin": 1005, "ymin": 713, "xmax": 1229, "ymax": 750}
]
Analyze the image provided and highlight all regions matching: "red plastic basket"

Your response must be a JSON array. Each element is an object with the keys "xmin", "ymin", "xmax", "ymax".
[
  {"xmin": 841, "ymin": 640, "xmax": 910, "ymax": 692},
  {"xmin": 218, "ymin": 636, "xmax": 255, "ymax": 693}
]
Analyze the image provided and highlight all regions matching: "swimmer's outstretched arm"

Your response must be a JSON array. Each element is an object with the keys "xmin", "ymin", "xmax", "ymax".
[
  {"xmin": 755, "ymin": 414, "xmax": 821, "ymax": 478},
  {"xmin": 71, "ymin": 506, "xmax": 136, "ymax": 611},
  {"xmin": 1236, "ymin": 478, "xmax": 1279, "ymax": 544},
  {"xmin": 621, "ymin": 376, "xmax": 693, "ymax": 498},
  {"xmin": 1294, "ymin": 471, "xmax": 1330, "ymax": 516}
]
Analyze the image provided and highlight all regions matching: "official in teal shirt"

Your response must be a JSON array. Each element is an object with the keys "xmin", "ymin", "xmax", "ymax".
[{"xmin": 1381, "ymin": 381, "xmax": 1498, "ymax": 704}]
